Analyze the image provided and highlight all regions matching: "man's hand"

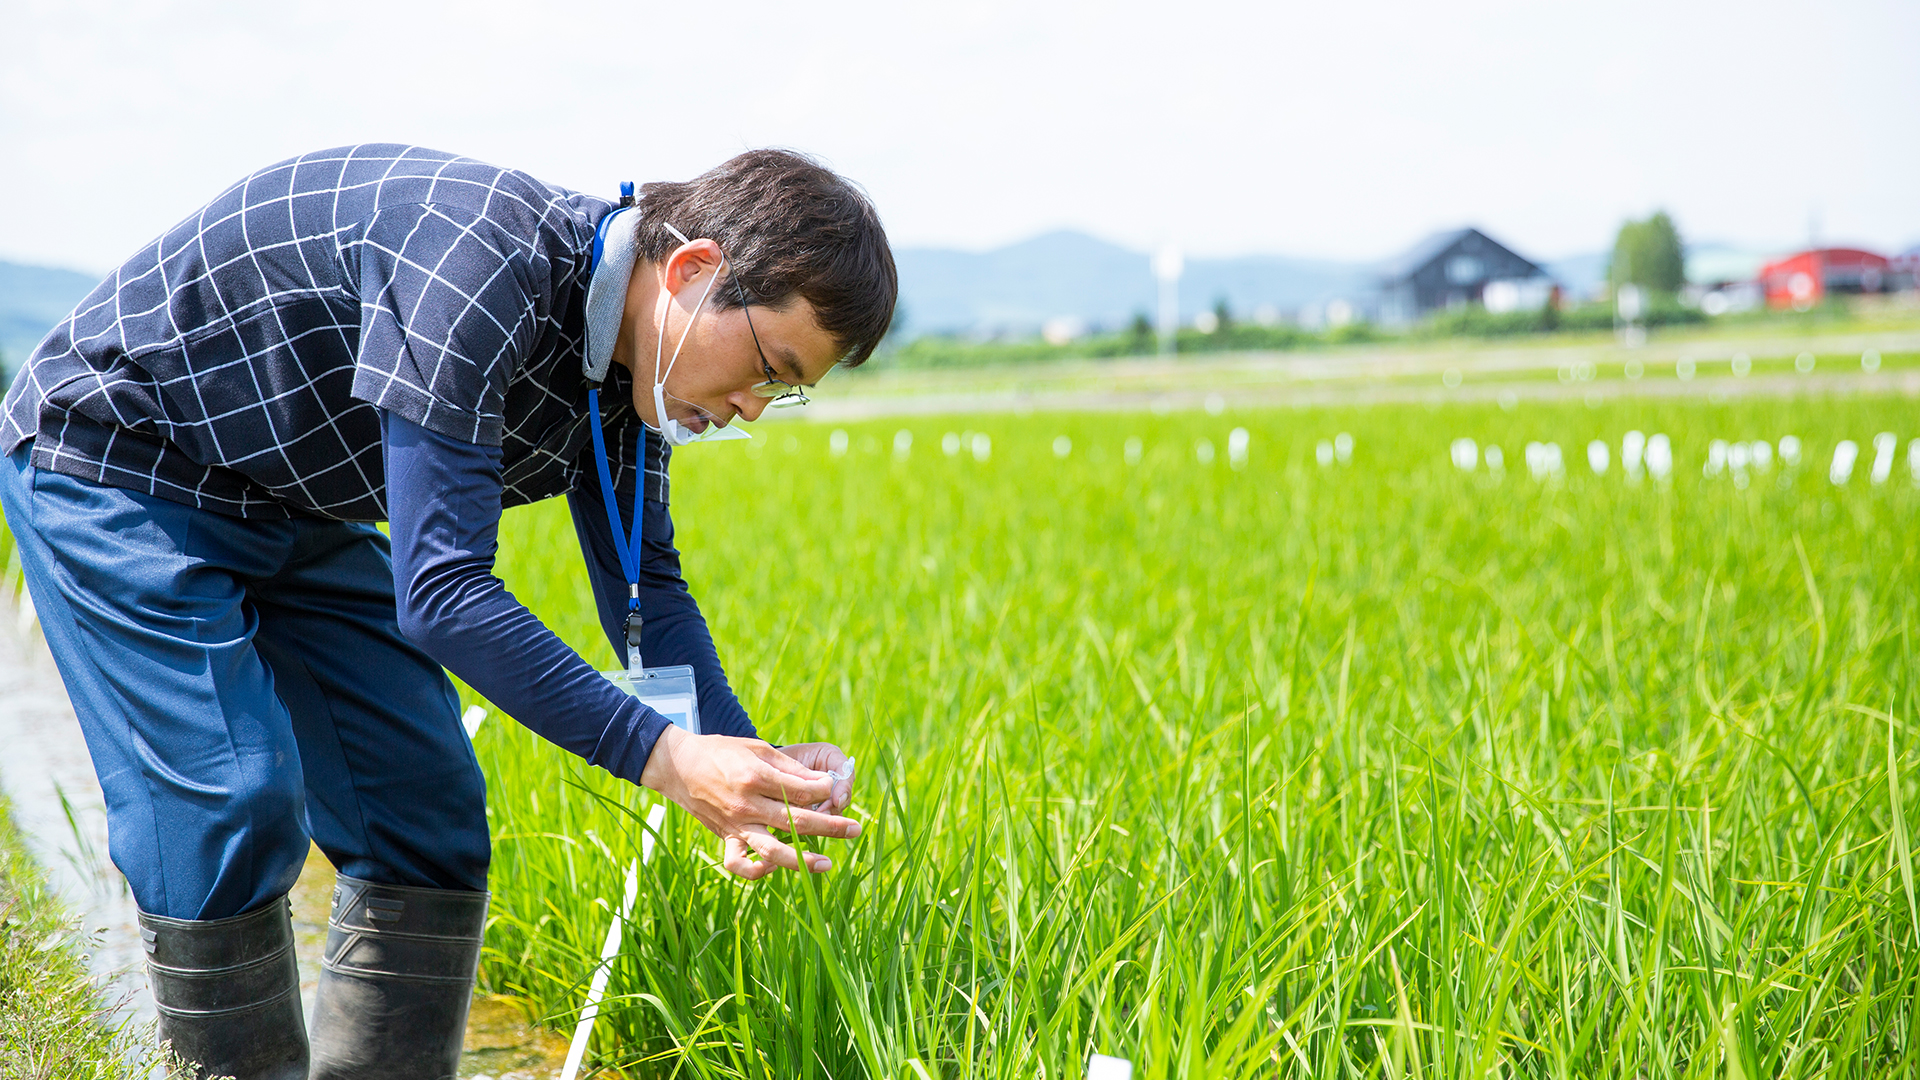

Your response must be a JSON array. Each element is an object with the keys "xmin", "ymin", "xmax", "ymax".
[
  {"xmin": 640, "ymin": 726, "xmax": 861, "ymax": 879},
  {"xmin": 776, "ymin": 742, "xmax": 856, "ymax": 813}
]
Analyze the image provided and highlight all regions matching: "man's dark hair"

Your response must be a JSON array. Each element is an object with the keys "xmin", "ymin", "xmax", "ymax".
[{"xmin": 636, "ymin": 149, "xmax": 897, "ymax": 367}]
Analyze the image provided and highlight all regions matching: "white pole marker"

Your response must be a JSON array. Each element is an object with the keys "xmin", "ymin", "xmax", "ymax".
[
  {"xmin": 560, "ymin": 803, "xmax": 668, "ymax": 1080},
  {"xmin": 460, "ymin": 705, "xmax": 487, "ymax": 738},
  {"xmin": 1087, "ymin": 1054, "xmax": 1133, "ymax": 1080}
]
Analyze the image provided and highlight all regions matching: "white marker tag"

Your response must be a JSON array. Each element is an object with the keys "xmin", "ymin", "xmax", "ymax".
[
  {"xmin": 812, "ymin": 757, "xmax": 856, "ymax": 812},
  {"xmin": 1087, "ymin": 1055, "xmax": 1133, "ymax": 1080},
  {"xmin": 602, "ymin": 665, "xmax": 701, "ymax": 734}
]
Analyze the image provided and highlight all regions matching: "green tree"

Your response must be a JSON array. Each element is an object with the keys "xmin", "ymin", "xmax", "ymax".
[
  {"xmin": 1127, "ymin": 310, "xmax": 1154, "ymax": 354},
  {"xmin": 1609, "ymin": 211, "xmax": 1685, "ymax": 295},
  {"xmin": 1212, "ymin": 296, "xmax": 1234, "ymax": 334}
]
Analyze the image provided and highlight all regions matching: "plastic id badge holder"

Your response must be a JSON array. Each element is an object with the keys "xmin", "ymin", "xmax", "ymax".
[{"xmin": 603, "ymin": 664, "xmax": 701, "ymax": 734}]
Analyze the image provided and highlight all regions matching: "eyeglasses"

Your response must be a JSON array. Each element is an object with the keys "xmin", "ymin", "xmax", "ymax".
[{"xmin": 727, "ymin": 258, "xmax": 810, "ymax": 409}]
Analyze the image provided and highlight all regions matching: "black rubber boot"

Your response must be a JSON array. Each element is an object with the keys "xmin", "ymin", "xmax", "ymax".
[
  {"xmin": 137, "ymin": 897, "xmax": 309, "ymax": 1080},
  {"xmin": 308, "ymin": 874, "xmax": 489, "ymax": 1080}
]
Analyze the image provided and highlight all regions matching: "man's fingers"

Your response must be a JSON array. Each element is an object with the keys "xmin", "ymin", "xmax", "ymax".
[
  {"xmin": 749, "ymin": 761, "xmax": 834, "ymax": 807},
  {"xmin": 773, "ymin": 742, "xmax": 837, "ymax": 773},
  {"xmin": 740, "ymin": 826, "xmax": 806, "ymax": 872},
  {"xmin": 758, "ymin": 742, "xmax": 824, "ymax": 771},
  {"xmin": 751, "ymin": 802, "xmax": 862, "ymax": 839},
  {"xmin": 723, "ymin": 836, "xmax": 777, "ymax": 880},
  {"xmin": 759, "ymin": 747, "xmax": 836, "ymax": 786},
  {"xmin": 744, "ymin": 826, "xmax": 834, "ymax": 873}
]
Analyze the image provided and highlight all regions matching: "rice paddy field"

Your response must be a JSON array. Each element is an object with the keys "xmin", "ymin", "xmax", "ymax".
[{"xmin": 472, "ymin": 391, "xmax": 1920, "ymax": 1079}]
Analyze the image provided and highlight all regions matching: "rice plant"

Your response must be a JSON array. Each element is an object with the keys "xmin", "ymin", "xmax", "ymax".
[
  {"xmin": 471, "ymin": 394, "xmax": 1919, "ymax": 1078},
  {"xmin": 2, "ymin": 373, "xmax": 1913, "ymax": 1077}
]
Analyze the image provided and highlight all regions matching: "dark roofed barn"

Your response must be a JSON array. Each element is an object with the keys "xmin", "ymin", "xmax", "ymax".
[{"xmin": 1378, "ymin": 227, "xmax": 1547, "ymax": 324}]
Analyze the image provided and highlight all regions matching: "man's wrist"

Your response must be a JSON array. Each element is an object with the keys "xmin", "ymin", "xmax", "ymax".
[{"xmin": 640, "ymin": 722, "xmax": 691, "ymax": 794}]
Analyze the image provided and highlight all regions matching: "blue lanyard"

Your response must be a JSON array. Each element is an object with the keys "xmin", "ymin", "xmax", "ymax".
[
  {"xmin": 587, "ymin": 186, "xmax": 647, "ymax": 667},
  {"xmin": 588, "ymin": 387, "xmax": 649, "ymax": 672},
  {"xmin": 587, "ymin": 388, "xmax": 643, "ymax": 613}
]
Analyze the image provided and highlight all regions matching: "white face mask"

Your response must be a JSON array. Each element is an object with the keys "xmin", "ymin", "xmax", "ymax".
[{"xmin": 649, "ymin": 224, "xmax": 752, "ymax": 446}]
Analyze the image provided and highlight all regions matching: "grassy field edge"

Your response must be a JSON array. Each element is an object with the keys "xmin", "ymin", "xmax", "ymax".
[{"xmin": 0, "ymin": 791, "xmax": 164, "ymax": 1078}]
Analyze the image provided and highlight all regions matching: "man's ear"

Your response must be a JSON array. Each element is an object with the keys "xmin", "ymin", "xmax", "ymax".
[{"xmin": 661, "ymin": 238, "xmax": 726, "ymax": 296}]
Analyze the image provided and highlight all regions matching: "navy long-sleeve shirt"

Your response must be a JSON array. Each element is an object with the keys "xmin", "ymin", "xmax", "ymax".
[{"xmin": 382, "ymin": 410, "xmax": 754, "ymax": 785}]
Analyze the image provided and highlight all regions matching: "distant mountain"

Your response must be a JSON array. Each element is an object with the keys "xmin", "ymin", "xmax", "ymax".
[
  {"xmin": 1, "ymin": 261, "xmax": 104, "ymax": 382},
  {"xmin": 894, "ymin": 231, "xmax": 1374, "ymax": 335},
  {"xmin": 1684, "ymin": 241, "xmax": 1779, "ymax": 287}
]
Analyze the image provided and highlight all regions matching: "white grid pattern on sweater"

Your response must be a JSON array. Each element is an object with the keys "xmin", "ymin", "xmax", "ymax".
[{"xmin": 2, "ymin": 144, "xmax": 667, "ymax": 520}]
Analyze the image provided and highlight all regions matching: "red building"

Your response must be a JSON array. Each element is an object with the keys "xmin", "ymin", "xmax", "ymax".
[{"xmin": 1758, "ymin": 248, "xmax": 1891, "ymax": 309}]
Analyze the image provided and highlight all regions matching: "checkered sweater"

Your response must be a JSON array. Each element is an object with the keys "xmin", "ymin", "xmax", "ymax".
[{"xmin": 1, "ymin": 144, "xmax": 666, "ymax": 519}]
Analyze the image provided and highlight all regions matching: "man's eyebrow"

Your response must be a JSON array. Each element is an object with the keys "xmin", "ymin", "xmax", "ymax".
[{"xmin": 775, "ymin": 346, "xmax": 817, "ymax": 388}]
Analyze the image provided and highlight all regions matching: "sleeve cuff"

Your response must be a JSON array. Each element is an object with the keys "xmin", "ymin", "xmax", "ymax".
[{"xmin": 585, "ymin": 694, "xmax": 674, "ymax": 785}]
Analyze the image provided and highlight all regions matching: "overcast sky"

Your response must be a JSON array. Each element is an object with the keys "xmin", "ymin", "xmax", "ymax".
[{"xmin": 3, "ymin": 0, "xmax": 1915, "ymax": 274}]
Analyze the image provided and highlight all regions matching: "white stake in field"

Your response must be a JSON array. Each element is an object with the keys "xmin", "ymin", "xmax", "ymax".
[{"xmin": 560, "ymin": 802, "xmax": 669, "ymax": 1080}]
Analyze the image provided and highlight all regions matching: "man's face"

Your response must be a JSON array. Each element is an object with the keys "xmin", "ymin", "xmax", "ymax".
[{"xmin": 618, "ymin": 240, "xmax": 841, "ymax": 434}]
